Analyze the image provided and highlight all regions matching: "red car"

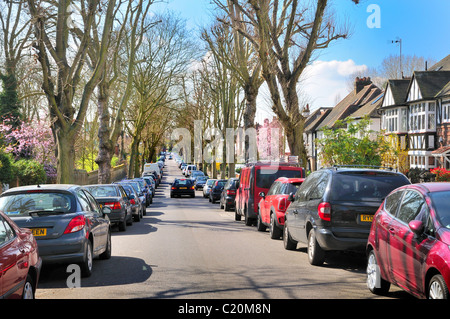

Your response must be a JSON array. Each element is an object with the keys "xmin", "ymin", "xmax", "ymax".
[
  {"xmin": 235, "ymin": 162, "xmax": 305, "ymax": 226},
  {"xmin": 257, "ymin": 177, "xmax": 304, "ymax": 239},
  {"xmin": 0, "ymin": 211, "xmax": 41, "ymax": 299},
  {"xmin": 367, "ymin": 182, "xmax": 450, "ymax": 299}
]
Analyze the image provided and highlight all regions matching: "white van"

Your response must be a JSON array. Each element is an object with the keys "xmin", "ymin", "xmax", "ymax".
[
  {"xmin": 142, "ymin": 163, "xmax": 161, "ymax": 183},
  {"xmin": 185, "ymin": 165, "xmax": 197, "ymax": 177}
]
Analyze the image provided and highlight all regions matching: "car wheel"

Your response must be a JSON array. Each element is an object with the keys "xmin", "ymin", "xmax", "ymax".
[
  {"xmin": 22, "ymin": 274, "xmax": 35, "ymax": 299},
  {"xmin": 119, "ymin": 219, "xmax": 127, "ymax": 231},
  {"xmin": 307, "ymin": 228, "xmax": 325, "ymax": 266},
  {"xmin": 100, "ymin": 231, "xmax": 112, "ymax": 260},
  {"xmin": 428, "ymin": 274, "xmax": 449, "ymax": 299},
  {"xmin": 220, "ymin": 200, "xmax": 224, "ymax": 209},
  {"xmin": 80, "ymin": 241, "xmax": 93, "ymax": 277},
  {"xmin": 235, "ymin": 211, "xmax": 241, "ymax": 221},
  {"xmin": 367, "ymin": 250, "xmax": 390, "ymax": 295},
  {"xmin": 256, "ymin": 211, "xmax": 267, "ymax": 232},
  {"xmin": 283, "ymin": 223, "xmax": 297, "ymax": 250},
  {"xmin": 269, "ymin": 213, "xmax": 282, "ymax": 239}
]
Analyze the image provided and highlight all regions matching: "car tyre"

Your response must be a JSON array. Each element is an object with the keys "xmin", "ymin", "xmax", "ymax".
[
  {"xmin": 428, "ymin": 274, "xmax": 449, "ymax": 299},
  {"xmin": 80, "ymin": 240, "xmax": 93, "ymax": 277},
  {"xmin": 283, "ymin": 223, "xmax": 297, "ymax": 250},
  {"xmin": 22, "ymin": 274, "xmax": 35, "ymax": 299},
  {"xmin": 235, "ymin": 211, "xmax": 241, "ymax": 221},
  {"xmin": 256, "ymin": 211, "xmax": 267, "ymax": 232},
  {"xmin": 269, "ymin": 213, "xmax": 282, "ymax": 239},
  {"xmin": 100, "ymin": 231, "xmax": 112, "ymax": 260},
  {"xmin": 367, "ymin": 250, "xmax": 390, "ymax": 295},
  {"xmin": 307, "ymin": 228, "xmax": 325, "ymax": 266}
]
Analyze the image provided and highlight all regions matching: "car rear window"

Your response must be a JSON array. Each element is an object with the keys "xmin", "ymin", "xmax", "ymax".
[
  {"xmin": 0, "ymin": 192, "xmax": 75, "ymax": 216},
  {"xmin": 256, "ymin": 168, "xmax": 302, "ymax": 189},
  {"xmin": 429, "ymin": 191, "xmax": 450, "ymax": 229},
  {"xmin": 330, "ymin": 172, "xmax": 409, "ymax": 202},
  {"xmin": 86, "ymin": 186, "xmax": 119, "ymax": 197},
  {"xmin": 174, "ymin": 179, "xmax": 193, "ymax": 186}
]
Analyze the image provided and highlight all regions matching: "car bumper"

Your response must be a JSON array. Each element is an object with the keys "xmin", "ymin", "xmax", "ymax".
[
  {"xmin": 315, "ymin": 227, "xmax": 368, "ymax": 251},
  {"xmin": 36, "ymin": 232, "xmax": 88, "ymax": 264},
  {"xmin": 171, "ymin": 190, "xmax": 195, "ymax": 196},
  {"xmin": 109, "ymin": 210, "xmax": 126, "ymax": 223}
]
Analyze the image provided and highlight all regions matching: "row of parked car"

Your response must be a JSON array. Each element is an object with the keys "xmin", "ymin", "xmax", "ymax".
[
  {"xmin": 0, "ymin": 161, "xmax": 164, "ymax": 299},
  {"xmin": 178, "ymin": 157, "xmax": 450, "ymax": 299}
]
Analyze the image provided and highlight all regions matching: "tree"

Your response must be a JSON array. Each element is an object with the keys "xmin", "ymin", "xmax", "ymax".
[
  {"xmin": 217, "ymin": 0, "xmax": 348, "ymax": 166},
  {"xmin": 0, "ymin": 0, "xmax": 33, "ymax": 127},
  {"xmin": 27, "ymin": 0, "xmax": 117, "ymax": 183},
  {"xmin": 316, "ymin": 117, "xmax": 392, "ymax": 167}
]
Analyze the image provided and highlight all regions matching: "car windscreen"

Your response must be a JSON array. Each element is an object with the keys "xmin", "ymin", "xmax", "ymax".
[
  {"xmin": 330, "ymin": 172, "xmax": 410, "ymax": 202},
  {"xmin": 174, "ymin": 179, "xmax": 193, "ymax": 186},
  {"xmin": 85, "ymin": 186, "xmax": 119, "ymax": 197},
  {"xmin": 256, "ymin": 168, "xmax": 302, "ymax": 189},
  {"xmin": 0, "ymin": 192, "xmax": 76, "ymax": 216},
  {"xmin": 429, "ymin": 191, "xmax": 450, "ymax": 229}
]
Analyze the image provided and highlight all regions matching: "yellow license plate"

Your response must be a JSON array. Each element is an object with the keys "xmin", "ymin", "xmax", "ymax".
[
  {"xmin": 31, "ymin": 228, "xmax": 47, "ymax": 236},
  {"xmin": 180, "ymin": 187, "xmax": 187, "ymax": 189},
  {"xmin": 360, "ymin": 214, "xmax": 373, "ymax": 222}
]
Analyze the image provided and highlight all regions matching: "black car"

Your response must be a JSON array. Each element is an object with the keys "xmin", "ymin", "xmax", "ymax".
[
  {"xmin": 170, "ymin": 179, "xmax": 195, "ymax": 198},
  {"xmin": 0, "ymin": 184, "xmax": 112, "ymax": 277},
  {"xmin": 283, "ymin": 166, "xmax": 411, "ymax": 266},
  {"xmin": 114, "ymin": 182, "xmax": 143, "ymax": 222},
  {"xmin": 85, "ymin": 184, "xmax": 133, "ymax": 231},
  {"xmin": 220, "ymin": 178, "xmax": 238, "ymax": 211},
  {"xmin": 132, "ymin": 177, "xmax": 153, "ymax": 206},
  {"xmin": 122, "ymin": 180, "xmax": 146, "ymax": 216},
  {"xmin": 194, "ymin": 176, "xmax": 208, "ymax": 190},
  {"xmin": 209, "ymin": 179, "xmax": 227, "ymax": 203}
]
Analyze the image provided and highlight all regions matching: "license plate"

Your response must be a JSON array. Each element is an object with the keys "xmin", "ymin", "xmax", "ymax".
[
  {"xmin": 31, "ymin": 228, "xmax": 47, "ymax": 236},
  {"xmin": 360, "ymin": 214, "xmax": 373, "ymax": 222},
  {"xmin": 180, "ymin": 187, "xmax": 187, "ymax": 189}
]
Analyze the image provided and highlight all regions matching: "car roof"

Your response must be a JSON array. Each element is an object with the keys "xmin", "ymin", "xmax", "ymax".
[
  {"xmin": 275, "ymin": 177, "xmax": 305, "ymax": 183},
  {"xmin": 409, "ymin": 182, "xmax": 450, "ymax": 193},
  {"xmin": 2, "ymin": 184, "xmax": 80, "ymax": 195}
]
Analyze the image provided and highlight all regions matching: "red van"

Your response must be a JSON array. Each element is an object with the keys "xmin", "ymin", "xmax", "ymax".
[{"xmin": 234, "ymin": 163, "xmax": 305, "ymax": 226}]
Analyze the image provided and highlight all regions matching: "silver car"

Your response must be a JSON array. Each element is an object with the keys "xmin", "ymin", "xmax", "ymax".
[
  {"xmin": 202, "ymin": 179, "xmax": 217, "ymax": 198},
  {"xmin": 0, "ymin": 184, "xmax": 112, "ymax": 277}
]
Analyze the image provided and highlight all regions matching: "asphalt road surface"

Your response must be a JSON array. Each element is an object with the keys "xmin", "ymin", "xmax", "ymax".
[{"xmin": 36, "ymin": 159, "xmax": 408, "ymax": 300}]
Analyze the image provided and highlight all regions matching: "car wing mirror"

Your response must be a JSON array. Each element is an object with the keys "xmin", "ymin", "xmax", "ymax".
[
  {"xmin": 409, "ymin": 220, "xmax": 424, "ymax": 236},
  {"xmin": 102, "ymin": 206, "xmax": 112, "ymax": 215},
  {"xmin": 288, "ymin": 192, "xmax": 295, "ymax": 202},
  {"xmin": 259, "ymin": 192, "xmax": 265, "ymax": 198}
]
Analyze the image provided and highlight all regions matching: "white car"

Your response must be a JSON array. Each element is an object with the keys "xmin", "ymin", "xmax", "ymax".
[{"xmin": 202, "ymin": 179, "xmax": 217, "ymax": 198}]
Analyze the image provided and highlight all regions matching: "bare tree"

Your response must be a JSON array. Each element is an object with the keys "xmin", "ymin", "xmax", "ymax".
[
  {"xmin": 27, "ymin": 0, "xmax": 117, "ymax": 183},
  {"xmin": 217, "ymin": 0, "xmax": 349, "ymax": 165}
]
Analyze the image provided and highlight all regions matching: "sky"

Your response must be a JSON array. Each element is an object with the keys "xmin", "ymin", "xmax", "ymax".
[{"xmin": 151, "ymin": 0, "xmax": 450, "ymax": 122}]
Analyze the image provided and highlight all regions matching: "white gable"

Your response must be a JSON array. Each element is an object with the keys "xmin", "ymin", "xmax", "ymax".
[
  {"xmin": 407, "ymin": 77, "xmax": 423, "ymax": 102},
  {"xmin": 382, "ymin": 84, "xmax": 395, "ymax": 107}
]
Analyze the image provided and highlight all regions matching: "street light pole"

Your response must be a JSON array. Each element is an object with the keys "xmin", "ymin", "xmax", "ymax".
[{"xmin": 391, "ymin": 38, "xmax": 402, "ymax": 78}]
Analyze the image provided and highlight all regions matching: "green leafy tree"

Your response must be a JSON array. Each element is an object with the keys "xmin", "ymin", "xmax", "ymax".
[{"xmin": 316, "ymin": 116, "xmax": 393, "ymax": 168}]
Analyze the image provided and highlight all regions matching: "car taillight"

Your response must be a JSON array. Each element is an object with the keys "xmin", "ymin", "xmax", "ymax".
[
  {"xmin": 130, "ymin": 199, "xmax": 136, "ymax": 205},
  {"xmin": 227, "ymin": 189, "xmax": 236, "ymax": 195},
  {"xmin": 318, "ymin": 202, "xmax": 331, "ymax": 221},
  {"xmin": 104, "ymin": 202, "xmax": 121, "ymax": 210},
  {"xmin": 278, "ymin": 198, "xmax": 287, "ymax": 211},
  {"xmin": 190, "ymin": 186, "xmax": 195, "ymax": 190},
  {"xmin": 171, "ymin": 187, "xmax": 176, "ymax": 190},
  {"xmin": 64, "ymin": 215, "xmax": 86, "ymax": 234}
]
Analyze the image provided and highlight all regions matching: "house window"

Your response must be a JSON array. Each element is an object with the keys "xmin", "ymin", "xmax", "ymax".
[
  {"xmin": 409, "ymin": 101, "xmax": 436, "ymax": 133},
  {"xmin": 443, "ymin": 103, "xmax": 450, "ymax": 123}
]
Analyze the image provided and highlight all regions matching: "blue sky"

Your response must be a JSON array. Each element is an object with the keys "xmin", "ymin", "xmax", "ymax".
[{"xmin": 151, "ymin": 0, "xmax": 450, "ymax": 116}]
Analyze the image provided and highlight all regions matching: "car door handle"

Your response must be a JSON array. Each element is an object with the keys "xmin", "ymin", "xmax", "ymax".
[{"xmin": 389, "ymin": 227, "xmax": 396, "ymax": 234}]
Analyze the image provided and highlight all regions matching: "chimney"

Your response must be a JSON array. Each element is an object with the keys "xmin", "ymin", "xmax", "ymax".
[{"xmin": 354, "ymin": 77, "xmax": 372, "ymax": 93}]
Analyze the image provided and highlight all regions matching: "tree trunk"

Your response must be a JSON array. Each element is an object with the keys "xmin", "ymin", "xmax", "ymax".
[
  {"xmin": 55, "ymin": 127, "xmax": 76, "ymax": 184},
  {"xmin": 243, "ymin": 86, "xmax": 257, "ymax": 162},
  {"xmin": 95, "ymin": 82, "xmax": 113, "ymax": 184}
]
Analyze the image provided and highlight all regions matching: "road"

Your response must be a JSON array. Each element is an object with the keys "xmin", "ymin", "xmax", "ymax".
[{"xmin": 35, "ymin": 159, "xmax": 408, "ymax": 300}]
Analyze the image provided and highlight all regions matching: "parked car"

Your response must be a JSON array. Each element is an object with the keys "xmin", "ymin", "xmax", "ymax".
[
  {"xmin": 283, "ymin": 166, "xmax": 410, "ymax": 266},
  {"xmin": 257, "ymin": 177, "xmax": 304, "ymax": 239},
  {"xmin": 85, "ymin": 184, "xmax": 133, "ymax": 231},
  {"xmin": 122, "ymin": 180, "xmax": 146, "ymax": 216},
  {"xmin": 190, "ymin": 170, "xmax": 205, "ymax": 180},
  {"xmin": 194, "ymin": 176, "xmax": 208, "ymax": 190},
  {"xmin": 367, "ymin": 182, "xmax": 450, "ymax": 299},
  {"xmin": 203, "ymin": 179, "xmax": 217, "ymax": 198},
  {"xmin": 170, "ymin": 179, "xmax": 195, "ymax": 198},
  {"xmin": 143, "ymin": 163, "xmax": 162, "ymax": 184},
  {"xmin": 219, "ymin": 178, "xmax": 238, "ymax": 211},
  {"xmin": 132, "ymin": 177, "xmax": 153, "ymax": 206},
  {"xmin": 184, "ymin": 165, "xmax": 197, "ymax": 177},
  {"xmin": 142, "ymin": 175, "xmax": 156, "ymax": 196},
  {"xmin": 0, "ymin": 184, "xmax": 112, "ymax": 277},
  {"xmin": 209, "ymin": 179, "xmax": 227, "ymax": 203},
  {"xmin": 114, "ymin": 182, "xmax": 142, "ymax": 222},
  {"xmin": 0, "ymin": 211, "xmax": 42, "ymax": 299},
  {"xmin": 235, "ymin": 162, "xmax": 305, "ymax": 226}
]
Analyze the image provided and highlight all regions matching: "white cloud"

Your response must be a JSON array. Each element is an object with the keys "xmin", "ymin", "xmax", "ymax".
[{"xmin": 256, "ymin": 59, "xmax": 368, "ymax": 123}]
